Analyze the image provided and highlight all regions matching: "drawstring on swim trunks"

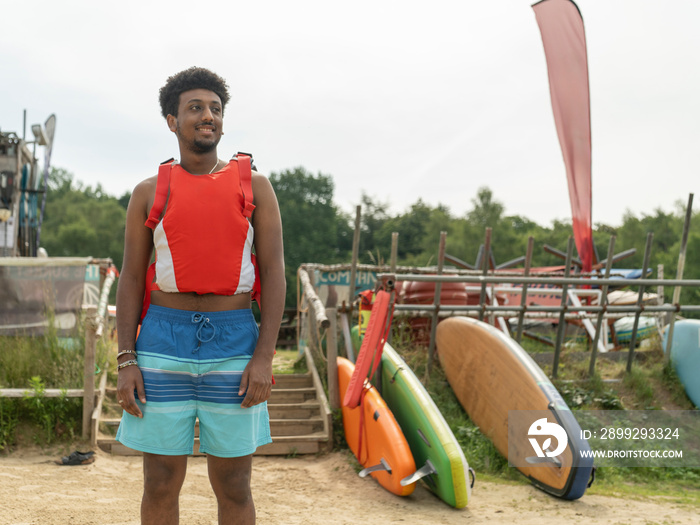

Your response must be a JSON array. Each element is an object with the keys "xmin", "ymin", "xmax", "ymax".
[{"xmin": 192, "ymin": 313, "xmax": 216, "ymax": 344}]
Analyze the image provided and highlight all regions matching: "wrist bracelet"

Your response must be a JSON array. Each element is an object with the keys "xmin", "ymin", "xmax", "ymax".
[
  {"xmin": 117, "ymin": 350, "xmax": 137, "ymax": 359},
  {"xmin": 117, "ymin": 359, "xmax": 139, "ymax": 371}
]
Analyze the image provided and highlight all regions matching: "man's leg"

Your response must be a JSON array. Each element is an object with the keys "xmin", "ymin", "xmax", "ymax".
[
  {"xmin": 142, "ymin": 453, "xmax": 188, "ymax": 525},
  {"xmin": 207, "ymin": 454, "xmax": 255, "ymax": 525}
]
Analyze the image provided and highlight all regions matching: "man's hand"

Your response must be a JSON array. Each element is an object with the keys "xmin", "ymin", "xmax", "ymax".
[
  {"xmin": 117, "ymin": 366, "xmax": 147, "ymax": 418},
  {"xmin": 239, "ymin": 355, "xmax": 273, "ymax": 408}
]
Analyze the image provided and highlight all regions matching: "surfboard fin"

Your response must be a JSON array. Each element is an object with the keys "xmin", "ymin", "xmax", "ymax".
[
  {"xmin": 525, "ymin": 455, "xmax": 563, "ymax": 468},
  {"xmin": 400, "ymin": 459, "xmax": 437, "ymax": 486},
  {"xmin": 359, "ymin": 458, "xmax": 392, "ymax": 478}
]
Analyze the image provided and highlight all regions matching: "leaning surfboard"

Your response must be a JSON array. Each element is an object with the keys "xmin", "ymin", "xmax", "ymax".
[
  {"xmin": 380, "ymin": 343, "xmax": 472, "ymax": 508},
  {"xmin": 663, "ymin": 319, "xmax": 700, "ymax": 408},
  {"xmin": 436, "ymin": 316, "xmax": 593, "ymax": 500},
  {"xmin": 337, "ymin": 356, "xmax": 417, "ymax": 496}
]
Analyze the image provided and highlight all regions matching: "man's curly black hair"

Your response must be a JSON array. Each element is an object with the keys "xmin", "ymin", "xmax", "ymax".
[{"xmin": 159, "ymin": 67, "xmax": 231, "ymax": 119}]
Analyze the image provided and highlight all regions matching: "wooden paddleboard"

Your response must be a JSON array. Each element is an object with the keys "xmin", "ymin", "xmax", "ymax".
[
  {"xmin": 664, "ymin": 319, "xmax": 700, "ymax": 408},
  {"xmin": 380, "ymin": 344, "xmax": 472, "ymax": 508},
  {"xmin": 436, "ymin": 316, "xmax": 593, "ymax": 500},
  {"xmin": 337, "ymin": 356, "xmax": 416, "ymax": 496}
]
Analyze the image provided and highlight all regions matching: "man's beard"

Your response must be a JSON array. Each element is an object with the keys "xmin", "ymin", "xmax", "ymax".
[
  {"xmin": 192, "ymin": 138, "xmax": 218, "ymax": 153},
  {"xmin": 177, "ymin": 123, "xmax": 220, "ymax": 153}
]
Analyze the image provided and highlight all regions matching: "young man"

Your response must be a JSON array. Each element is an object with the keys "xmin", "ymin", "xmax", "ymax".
[{"xmin": 115, "ymin": 67, "xmax": 285, "ymax": 525}]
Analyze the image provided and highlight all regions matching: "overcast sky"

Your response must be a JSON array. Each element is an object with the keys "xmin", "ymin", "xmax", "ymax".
[{"xmin": 1, "ymin": 0, "xmax": 698, "ymax": 228}]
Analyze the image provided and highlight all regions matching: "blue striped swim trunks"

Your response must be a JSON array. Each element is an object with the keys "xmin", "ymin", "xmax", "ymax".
[{"xmin": 116, "ymin": 304, "xmax": 271, "ymax": 457}]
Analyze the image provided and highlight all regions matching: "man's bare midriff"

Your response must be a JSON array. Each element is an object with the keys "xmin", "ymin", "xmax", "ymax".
[{"xmin": 150, "ymin": 290, "xmax": 252, "ymax": 312}]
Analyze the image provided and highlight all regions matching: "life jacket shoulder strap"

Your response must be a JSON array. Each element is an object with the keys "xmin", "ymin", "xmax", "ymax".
[
  {"xmin": 144, "ymin": 158, "xmax": 174, "ymax": 230},
  {"xmin": 235, "ymin": 152, "xmax": 256, "ymax": 218}
]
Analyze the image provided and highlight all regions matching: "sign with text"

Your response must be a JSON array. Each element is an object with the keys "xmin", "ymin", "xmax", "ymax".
[{"xmin": 313, "ymin": 269, "xmax": 377, "ymax": 307}]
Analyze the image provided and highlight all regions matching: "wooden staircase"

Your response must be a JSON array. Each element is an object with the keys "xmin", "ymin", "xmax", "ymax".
[{"xmin": 96, "ymin": 349, "xmax": 333, "ymax": 456}]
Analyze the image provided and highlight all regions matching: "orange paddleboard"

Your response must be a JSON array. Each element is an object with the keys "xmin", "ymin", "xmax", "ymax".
[{"xmin": 337, "ymin": 357, "xmax": 416, "ymax": 496}]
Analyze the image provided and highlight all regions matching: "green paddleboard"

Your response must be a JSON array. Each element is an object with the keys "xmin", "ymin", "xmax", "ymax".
[{"xmin": 380, "ymin": 343, "xmax": 472, "ymax": 508}]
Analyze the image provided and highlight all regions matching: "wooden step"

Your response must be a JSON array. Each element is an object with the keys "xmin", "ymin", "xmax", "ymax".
[
  {"xmin": 270, "ymin": 417, "xmax": 325, "ymax": 436},
  {"xmin": 255, "ymin": 432, "xmax": 330, "ymax": 455},
  {"xmin": 268, "ymin": 401, "xmax": 321, "ymax": 419},
  {"xmin": 268, "ymin": 387, "xmax": 317, "ymax": 404},
  {"xmin": 272, "ymin": 373, "xmax": 313, "ymax": 388}
]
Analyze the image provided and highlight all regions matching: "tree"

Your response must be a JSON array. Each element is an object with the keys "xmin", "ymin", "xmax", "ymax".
[
  {"xmin": 270, "ymin": 167, "xmax": 349, "ymax": 306},
  {"xmin": 40, "ymin": 168, "xmax": 126, "ymax": 270},
  {"xmin": 467, "ymin": 187, "xmax": 504, "ymax": 228},
  {"xmin": 380, "ymin": 200, "xmax": 454, "ymax": 267},
  {"xmin": 358, "ymin": 193, "xmax": 391, "ymax": 263},
  {"xmin": 118, "ymin": 191, "xmax": 131, "ymax": 210}
]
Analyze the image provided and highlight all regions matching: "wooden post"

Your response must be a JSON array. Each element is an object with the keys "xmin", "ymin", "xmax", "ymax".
[
  {"xmin": 348, "ymin": 205, "xmax": 362, "ymax": 311},
  {"xmin": 390, "ymin": 232, "xmax": 399, "ymax": 272},
  {"xmin": 551, "ymin": 237, "xmax": 574, "ymax": 379},
  {"xmin": 326, "ymin": 307, "xmax": 339, "ymax": 410},
  {"xmin": 626, "ymin": 232, "xmax": 653, "ymax": 373},
  {"xmin": 340, "ymin": 312, "xmax": 355, "ymax": 363},
  {"xmin": 478, "ymin": 228, "xmax": 492, "ymax": 322},
  {"xmin": 665, "ymin": 193, "xmax": 693, "ymax": 363},
  {"xmin": 588, "ymin": 236, "xmax": 616, "ymax": 376},
  {"xmin": 90, "ymin": 369, "xmax": 109, "ymax": 447},
  {"xmin": 427, "ymin": 231, "xmax": 447, "ymax": 374},
  {"xmin": 298, "ymin": 268, "xmax": 329, "ymax": 328},
  {"xmin": 388, "ymin": 232, "xmax": 399, "ymax": 345},
  {"xmin": 95, "ymin": 266, "xmax": 116, "ymax": 338},
  {"xmin": 515, "ymin": 236, "xmax": 534, "ymax": 343},
  {"xmin": 82, "ymin": 307, "xmax": 97, "ymax": 440}
]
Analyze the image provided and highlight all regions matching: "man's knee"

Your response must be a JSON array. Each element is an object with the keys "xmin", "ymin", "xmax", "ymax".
[
  {"xmin": 209, "ymin": 457, "xmax": 253, "ymax": 506},
  {"xmin": 143, "ymin": 454, "xmax": 187, "ymax": 499},
  {"xmin": 220, "ymin": 478, "xmax": 252, "ymax": 507}
]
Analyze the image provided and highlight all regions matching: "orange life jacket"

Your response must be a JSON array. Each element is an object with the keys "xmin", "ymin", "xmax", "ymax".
[{"xmin": 140, "ymin": 153, "xmax": 260, "ymax": 319}]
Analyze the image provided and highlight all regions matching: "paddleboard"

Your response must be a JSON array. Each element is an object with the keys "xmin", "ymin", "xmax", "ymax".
[
  {"xmin": 613, "ymin": 316, "xmax": 656, "ymax": 344},
  {"xmin": 664, "ymin": 319, "xmax": 700, "ymax": 408},
  {"xmin": 380, "ymin": 343, "xmax": 472, "ymax": 508},
  {"xmin": 436, "ymin": 316, "xmax": 593, "ymax": 500},
  {"xmin": 337, "ymin": 356, "xmax": 416, "ymax": 496}
]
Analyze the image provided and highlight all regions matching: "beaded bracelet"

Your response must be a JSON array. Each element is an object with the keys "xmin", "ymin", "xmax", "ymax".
[
  {"xmin": 117, "ymin": 359, "xmax": 139, "ymax": 371},
  {"xmin": 116, "ymin": 350, "xmax": 137, "ymax": 359}
]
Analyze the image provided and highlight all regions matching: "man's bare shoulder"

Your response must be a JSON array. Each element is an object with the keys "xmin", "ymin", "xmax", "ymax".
[
  {"xmin": 129, "ymin": 174, "xmax": 158, "ymax": 211},
  {"xmin": 134, "ymin": 174, "xmax": 158, "ymax": 194},
  {"xmin": 251, "ymin": 170, "xmax": 273, "ymax": 189},
  {"xmin": 251, "ymin": 171, "xmax": 279, "ymax": 209}
]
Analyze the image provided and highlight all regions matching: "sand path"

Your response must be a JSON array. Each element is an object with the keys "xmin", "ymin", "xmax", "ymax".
[{"xmin": 1, "ymin": 448, "xmax": 698, "ymax": 524}]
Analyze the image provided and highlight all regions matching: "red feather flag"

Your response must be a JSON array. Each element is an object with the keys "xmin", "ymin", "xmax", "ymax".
[{"xmin": 533, "ymin": 0, "xmax": 595, "ymax": 271}]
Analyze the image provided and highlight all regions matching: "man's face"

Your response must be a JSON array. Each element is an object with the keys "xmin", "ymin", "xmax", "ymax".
[{"xmin": 168, "ymin": 88, "xmax": 224, "ymax": 153}]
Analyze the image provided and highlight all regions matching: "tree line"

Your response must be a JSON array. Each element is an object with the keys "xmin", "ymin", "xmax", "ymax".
[{"xmin": 39, "ymin": 167, "xmax": 699, "ymax": 308}]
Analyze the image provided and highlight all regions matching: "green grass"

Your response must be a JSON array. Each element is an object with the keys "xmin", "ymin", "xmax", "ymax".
[
  {"xmin": 1, "ymin": 333, "xmax": 84, "ymax": 390},
  {"xmin": 0, "ymin": 315, "xmax": 110, "ymax": 452},
  {"xmin": 272, "ymin": 348, "xmax": 307, "ymax": 374}
]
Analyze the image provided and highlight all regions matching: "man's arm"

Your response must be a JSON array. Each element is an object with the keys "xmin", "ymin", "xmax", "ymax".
[
  {"xmin": 115, "ymin": 176, "xmax": 156, "ymax": 417},
  {"xmin": 239, "ymin": 172, "xmax": 286, "ymax": 408}
]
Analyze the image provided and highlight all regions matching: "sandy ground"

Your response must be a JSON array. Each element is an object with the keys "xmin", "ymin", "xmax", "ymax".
[{"xmin": 1, "ymin": 448, "xmax": 698, "ymax": 525}]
